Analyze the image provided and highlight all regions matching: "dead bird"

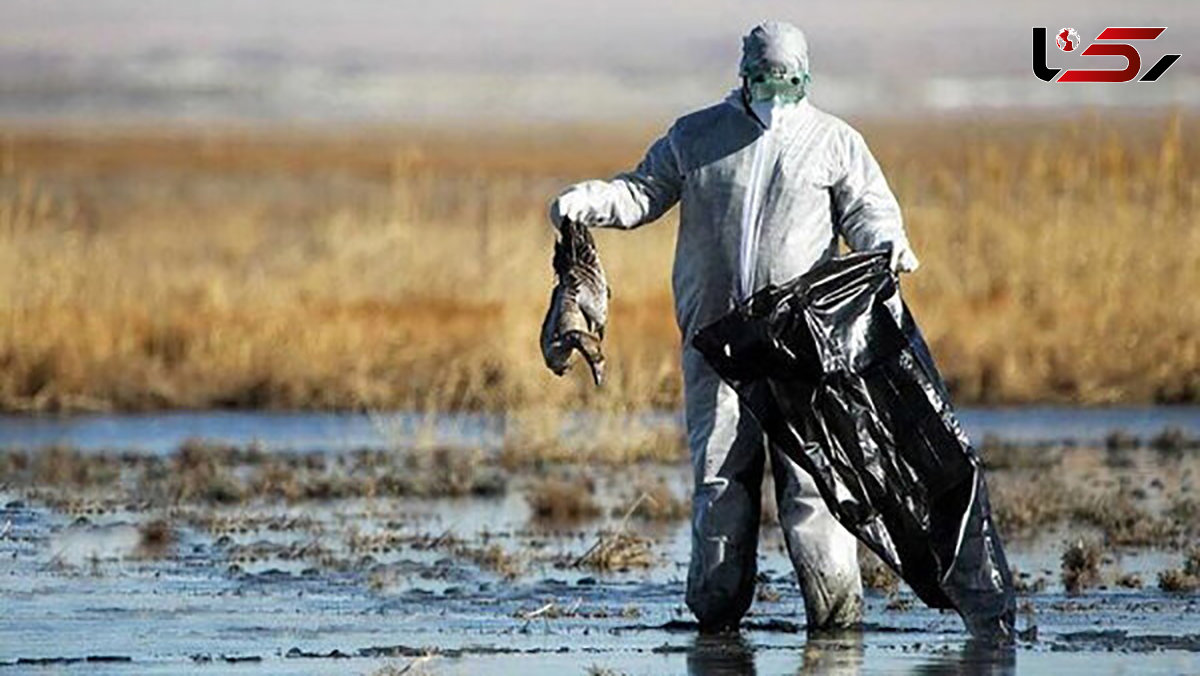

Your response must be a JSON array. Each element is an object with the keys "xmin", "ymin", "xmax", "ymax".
[{"xmin": 540, "ymin": 218, "xmax": 609, "ymax": 385}]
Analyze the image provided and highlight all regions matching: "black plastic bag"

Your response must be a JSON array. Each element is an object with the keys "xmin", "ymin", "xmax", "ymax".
[{"xmin": 692, "ymin": 249, "xmax": 1015, "ymax": 638}]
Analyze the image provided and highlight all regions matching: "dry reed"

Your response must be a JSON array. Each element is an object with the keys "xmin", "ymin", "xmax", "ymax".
[{"xmin": 3, "ymin": 113, "xmax": 1197, "ymax": 413}]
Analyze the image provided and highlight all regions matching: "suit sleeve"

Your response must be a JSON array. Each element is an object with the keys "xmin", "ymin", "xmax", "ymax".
[
  {"xmin": 573, "ymin": 131, "xmax": 683, "ymax": 230},
  {"xmin": 831, "ymin": 129, "xmax": 909, "ymax": 252}
]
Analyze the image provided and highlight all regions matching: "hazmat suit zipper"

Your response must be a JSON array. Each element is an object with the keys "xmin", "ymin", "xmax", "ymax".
[{"xmin": 738, "ymin": 132, "xmax": 773, "ymax": 302}]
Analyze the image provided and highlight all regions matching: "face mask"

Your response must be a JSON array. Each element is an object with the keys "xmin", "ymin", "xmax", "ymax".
[
  {"xmin": 746, "ymin": 71, "xmax": 809, "ymax": 105},
  {"xmin": 743, "ymin": 70, "xmax": 809, "ymax": 128}
]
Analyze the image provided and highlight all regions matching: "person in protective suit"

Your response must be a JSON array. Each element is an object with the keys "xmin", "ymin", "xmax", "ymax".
[{"xmin": 549, "ymin": 20, "xmax": 919, "ymax": 632}]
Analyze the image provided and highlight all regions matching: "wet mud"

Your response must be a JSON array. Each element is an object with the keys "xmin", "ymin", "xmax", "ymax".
[{"xmin": 2, "ymin": 422, "xmax": 1199, "ymax": 675}]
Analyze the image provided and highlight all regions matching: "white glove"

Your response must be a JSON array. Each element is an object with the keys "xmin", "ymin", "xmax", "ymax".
[
  {"xmin": 889, "ymin": 241, "xmax": 920, "ymax": 274},
  {"xmin": 549, "ymin": 181, "xmax": 610, "ymax": 229}
]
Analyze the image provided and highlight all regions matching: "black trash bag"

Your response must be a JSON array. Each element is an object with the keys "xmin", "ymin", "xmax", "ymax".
[{"xmin": 692, "ymin": 249, "xmax": 1015, "ymax": 639}]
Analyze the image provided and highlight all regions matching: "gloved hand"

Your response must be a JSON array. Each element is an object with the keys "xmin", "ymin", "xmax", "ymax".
[
  {"xmin": 889, "ymin": 241, "xmax": 920, "ymax": 274},
  {"xmin": 549, "ymin": 181, "xmax": 610, "ymax": 229}
]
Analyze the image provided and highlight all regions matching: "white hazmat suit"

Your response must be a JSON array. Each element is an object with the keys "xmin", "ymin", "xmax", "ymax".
[{"xmin": 551, "ymin": 21, "xmax": 917, "ymax": 631}]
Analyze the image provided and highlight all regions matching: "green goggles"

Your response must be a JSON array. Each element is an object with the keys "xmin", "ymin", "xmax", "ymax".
[{"xmin": 745, "ymin": 71, "xmax": 809, "ymax": 104}]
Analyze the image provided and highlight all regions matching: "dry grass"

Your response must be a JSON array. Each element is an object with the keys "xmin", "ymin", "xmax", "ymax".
[
  {"xmin": 2, "ymin": 113, "xmax": 1198, "ymax": 414},
  {"xmin": 1061, "ymin": 539, "xmax": 1103, "ymax": 595},
  {"xmin": 1158, "ymin": 549, "xmax": 1200, "ymax": 593},
  {"xmin": 858, "ymin": 546, "xmax": 900, "ymax": 594},
  {"xmin": 755, "ymin": 583, "xmax": 782, "ymax": 603},
  {"xmin": 1067, "ymin": 490, "xmax": 1177, "ymax": 547},
  {"xmin": 573, "ymin": 531, "xmax": 655, "ymax": 571},
  {"xmin": 571, "ymin": 492, "xmax": 658, "ymax": 571},
  {"xmin": 524, "ymin": 474, "xmax": 601, "ymax": 522},
  {"xmin": 136, "ymin": 518, "xmax": 175, "ymax": 558},
  {"xmin": 990, "ymin": 472, "xmax": 1073, "ymax": 536},
  {"xmin": 456, "ymin": 543, "xmax": 524, "ymax": 580},
  {"xmin": 1114, "ymin": 571, "xmax": 1142, "ymax": 589},
  {"xmin": 0, "ymin": 440, "xmax": 506, "ymax": 509},
  {"xmin": 979, "ymin": 437, "xmax": 1062, "ymax": 470},
  {"xmin": 989, "ymin": 468, "xmax": 1192, "ymax": 547},
  {"xmin": 625, "ymin": 479, "xmax": 689, "ymax": 522},
  {"xmin": 499, "ymin": 409, "xmax": 686, "ymax": 467}
]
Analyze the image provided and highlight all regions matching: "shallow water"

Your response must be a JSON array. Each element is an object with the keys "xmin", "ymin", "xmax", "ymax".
[
  {"xmin": 1, "ymin": 406, "xmax": 1198, "ymax": 454},
  {"xmin": 1, "ymin": 411, "xmax": 1199, "ymax": 675},
  {"xmin": 2, "ymin": 482, "xmax": 1197, "ymax": 675}
]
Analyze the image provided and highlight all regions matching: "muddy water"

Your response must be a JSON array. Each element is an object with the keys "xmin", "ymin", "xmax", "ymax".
[
  {"xmin": 2, "ymin": 407, "xmax": 1199, "ymax": 453},
  {"xmin": 2, "ymin": 411, "xmax": 1199, "ymax": 675}
]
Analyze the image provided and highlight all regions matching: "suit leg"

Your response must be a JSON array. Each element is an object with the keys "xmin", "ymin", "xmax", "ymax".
[
  {"xmin": 683, "ymin": 348, "xmax": 766, "ymax": 631},
  {"xmin": 770, "ymin": 442, "xmax": 863, "ymax": 629}
]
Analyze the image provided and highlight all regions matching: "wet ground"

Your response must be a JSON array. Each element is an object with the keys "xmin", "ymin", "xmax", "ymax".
[{"xmin": 2, "ymin": 410, "xmax": 1199, "ymax": 675}]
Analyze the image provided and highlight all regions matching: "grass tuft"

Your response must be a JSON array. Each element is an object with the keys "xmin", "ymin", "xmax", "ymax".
[
  {"xmin": 1061, "ymin": 539, "xmax": 1103, "ymax": 594},
  {"xmin": 525, "ymin": 475, "xmax": 601, "ymax": 522}
]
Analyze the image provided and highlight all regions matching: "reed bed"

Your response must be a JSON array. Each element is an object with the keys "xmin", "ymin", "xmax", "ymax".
[{"xmin": 2, "ymin": 113, "xmax": 1196, "ymax": 413}]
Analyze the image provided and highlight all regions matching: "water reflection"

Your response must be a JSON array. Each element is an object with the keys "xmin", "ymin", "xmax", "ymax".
[
  {"xmin": 686, "ymin": 633, "xmax": 758, "ymax": 676},
  {"xmin": 798, "ymin": 630, "xmax": 865, "ymax": 675},
  {"xmin": 906, "ymin": 640, "xmax": 1016, "ymax": 676},
  {"xmin": 684, "ymin": 630, "xmax": 1016, "ymax": 676}
]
